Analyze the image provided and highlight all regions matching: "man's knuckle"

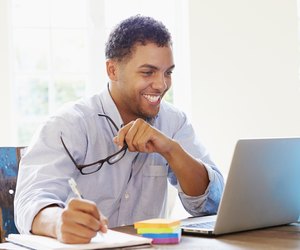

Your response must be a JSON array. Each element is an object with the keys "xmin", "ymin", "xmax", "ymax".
[{"xmin": 61, "ymin": 210, "xmax": 69, "ymax": 220}]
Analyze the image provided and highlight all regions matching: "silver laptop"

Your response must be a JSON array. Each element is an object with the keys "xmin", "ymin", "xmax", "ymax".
[{"xmin": 181, "ymin": 137, "xmax": 300, "ymax": 235}]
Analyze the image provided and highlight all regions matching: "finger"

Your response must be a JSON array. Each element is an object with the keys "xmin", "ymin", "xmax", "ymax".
[
  {"xmin": 99, "ymin": 214, "xmax": 108, "ymax": 233},
  {"xmin": 62, "ymin": 207, "xmax": 101, "ymax": 232},
  {"xmin": 115, "ymin": 122, "xmax": 134, "ymax": 148},
  {"xmin": 67, "ymin": 199, "xmax": 108, "ymax": 233},
  {"xmin": 60, "ymin": 214, "xmax": 98, "ymax": 240},
  {"xmin": 59, "ymin": 227, "xmax": 95, "ymax": 244},
  {"xmin": 130, "ymin": 122, "xmax": 151, "ymax": 152},
  {"xmin": 129, "ymin": 119, "xmax": 162, "ymax": 152},
  {"xmin": 60, "ymin": 233, "xmax": 91, "ymax": 244},
  {"xmin": 123, "ymin": 119, "xmax": 149, "ymax": 151},
  {"xmin": 68, "ymin": 198, "xmax": 100, "ymax": 220}
]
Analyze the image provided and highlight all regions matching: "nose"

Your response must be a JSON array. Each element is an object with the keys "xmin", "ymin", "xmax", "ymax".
[{"xmin": 152, "ymin": 73, "xmax": 168, "ymax": 92}]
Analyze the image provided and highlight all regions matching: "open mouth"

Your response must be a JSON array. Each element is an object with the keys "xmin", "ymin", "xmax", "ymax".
[{"xmin": 143, "ymin": 94, "xmax": 161, "ymax": 104}]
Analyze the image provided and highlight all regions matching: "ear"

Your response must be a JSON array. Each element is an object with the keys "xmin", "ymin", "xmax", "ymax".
[{"xmin": 106, "ymin": 59, "xmax": 118, "ymax": 81}]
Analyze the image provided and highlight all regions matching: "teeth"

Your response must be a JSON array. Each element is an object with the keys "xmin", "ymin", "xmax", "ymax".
[{"xmin": 143, "ymin": 94, "xmax": 160, "ymax": 103}]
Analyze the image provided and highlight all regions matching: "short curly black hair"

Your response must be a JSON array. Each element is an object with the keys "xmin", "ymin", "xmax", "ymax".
[{"xmin": 105, "ymin": 15, "xmax": 172, "ymax": 61}]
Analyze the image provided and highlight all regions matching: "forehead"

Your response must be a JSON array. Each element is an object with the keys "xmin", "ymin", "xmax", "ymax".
[{"xmin": 126, "ymin": 42, "xmax": 174, "ymax": 68}]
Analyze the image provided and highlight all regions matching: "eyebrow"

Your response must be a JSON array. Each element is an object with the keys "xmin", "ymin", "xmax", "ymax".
[{"xmin": 139, "ymin": 64, "xmax": 175, "ymax": 71}]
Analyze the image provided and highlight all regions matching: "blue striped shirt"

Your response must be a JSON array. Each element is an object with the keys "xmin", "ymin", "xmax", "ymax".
[{"xmin": 14, "ymin": 87, "xmax": 224, "ymax": 234}]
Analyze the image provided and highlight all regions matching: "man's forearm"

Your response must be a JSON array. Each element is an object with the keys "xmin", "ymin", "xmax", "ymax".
[
  {"xmin": 31, "ymin": 205, "xmax": 62, "ymax": 238},
  {"xmin": 162, "ymin": 140, "xmax": 209, "ymax": 196}
]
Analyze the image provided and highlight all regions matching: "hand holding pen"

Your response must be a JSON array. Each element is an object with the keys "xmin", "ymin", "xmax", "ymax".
[{"xmin": 54, "ymin": 178, "xmax": 108, "ymax": 244}]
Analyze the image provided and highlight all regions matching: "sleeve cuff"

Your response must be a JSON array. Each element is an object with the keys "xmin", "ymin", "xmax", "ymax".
[
  {"xmin": 16, "ymin": 199, "xmax": 65, "ymax": 234},
  {"xmin": 177, "ymin": 162, "xmax": 217, "ymax": 215}
]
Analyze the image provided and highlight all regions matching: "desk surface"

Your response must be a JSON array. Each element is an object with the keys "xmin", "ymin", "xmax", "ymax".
[
  {"xmin": 0, "ymin": 223, "xmax": 299, "ymax": 249},
  {"xmin": 113, "ymin": 223, "xmax": 300, "ymax": 249}
]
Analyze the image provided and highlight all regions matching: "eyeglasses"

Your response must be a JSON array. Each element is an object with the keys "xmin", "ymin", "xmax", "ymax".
[{"xmin": 60, "ymin": 113, "xmax": 127, "ymax": 175}]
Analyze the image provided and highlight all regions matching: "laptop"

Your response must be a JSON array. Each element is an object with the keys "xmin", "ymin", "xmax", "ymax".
[{"xmin": 181, "ymin": 137, "xmax": 300, "ymax": 235}]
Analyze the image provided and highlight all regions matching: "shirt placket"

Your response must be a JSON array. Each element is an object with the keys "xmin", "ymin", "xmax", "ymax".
[{"xmin": 117, "ymin": 154, "xmax": 141, "ymax": 226}]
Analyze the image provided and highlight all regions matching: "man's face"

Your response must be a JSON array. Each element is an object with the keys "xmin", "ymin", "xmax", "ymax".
[{"xmin": 109, "ymin": 42, "xmax": 175, "ymax": 123}]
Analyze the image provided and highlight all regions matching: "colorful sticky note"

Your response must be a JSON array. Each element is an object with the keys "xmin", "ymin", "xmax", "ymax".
[
  {"xmin": 134, "ymin": 218, "xmax": 182, "ymax": 245},
  {"xmin": 141, "ymin": 229, "xmax": 181, "ymax": 239},
  {"xmin": 137, "ymin": 226, "xmax": 179, "ymax": 234},
  {"xmin": 134, "ymin": 218, "xmax": 181, "ymax": 229},
  {"xmin": 152, "ymin": 237, "xmax": 181, "ymax": 244}
]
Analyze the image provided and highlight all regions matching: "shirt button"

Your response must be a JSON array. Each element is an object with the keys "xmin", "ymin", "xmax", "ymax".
[{"xmin": 124, "ymin": 192, "xmax": 130, "ymax": 199}]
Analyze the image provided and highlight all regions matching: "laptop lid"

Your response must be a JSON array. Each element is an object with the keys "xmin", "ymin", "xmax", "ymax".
[{"xmin": 182, "ymin": 137, "xmax": 300, "ymax": 235}]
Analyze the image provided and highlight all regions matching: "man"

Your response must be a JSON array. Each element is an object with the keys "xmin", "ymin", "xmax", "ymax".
[{"xmin": 14, "ymin": 15, "xmax": 224, "ymax": 243}]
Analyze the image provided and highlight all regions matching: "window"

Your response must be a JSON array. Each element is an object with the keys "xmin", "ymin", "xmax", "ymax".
[
  {"xmin": 10, "ymin": 0, "xmax": 190, "ymax": 145},
  {"xmin": 11, "ymin": 0, "xmax": 88, "ymax": 144}
]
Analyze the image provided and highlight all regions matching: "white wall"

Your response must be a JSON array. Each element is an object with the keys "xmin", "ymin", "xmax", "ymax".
[
  {"xmin": 189, "ymin": 0, "xmax": 300, "ymax": 175},
  {"xmin": 0, "ymin": 0, "xmax": 13, "ymax": 145},
  {"xmin": 0, "ymin": 0, "xmax": 299, "ymax": 168}
]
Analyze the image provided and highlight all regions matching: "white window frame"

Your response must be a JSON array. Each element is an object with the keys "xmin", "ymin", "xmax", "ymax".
[{"xmin": 1, "ymin": 0, "xmax": 191, "ymax": 145}]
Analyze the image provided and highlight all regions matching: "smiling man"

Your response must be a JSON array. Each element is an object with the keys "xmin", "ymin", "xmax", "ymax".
[
  {"xmin": 14, "ymin": 15, "xmax": 224, "ymax": 244},
  {"xmin": 108, "ymin": 42, "xmax": 175, "ymax": 123}
]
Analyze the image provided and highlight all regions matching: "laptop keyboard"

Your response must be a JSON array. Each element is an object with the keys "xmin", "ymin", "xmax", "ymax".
[{"xmin": 183, "ymin": 221, "xmax": 216, "ymax": 229}]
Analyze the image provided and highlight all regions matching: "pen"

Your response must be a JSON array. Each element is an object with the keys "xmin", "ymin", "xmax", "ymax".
[
  {"xmin": 68, "ymin": 178, "xmax": 105, "ymax": 238},
  {"xmin": 68, "ymin": 178, "xmax": 84, "ymax": 199}
]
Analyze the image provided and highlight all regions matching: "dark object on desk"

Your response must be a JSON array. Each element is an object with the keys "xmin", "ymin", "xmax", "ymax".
[{"xmin": 0, "ymin": 147, "xmax": 25, "ymax": 242}]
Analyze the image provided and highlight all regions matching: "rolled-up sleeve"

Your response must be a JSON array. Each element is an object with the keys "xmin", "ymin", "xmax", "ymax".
[{"xmin": 176, "ymin": 162, "xmax": 223, "ymax": 216}]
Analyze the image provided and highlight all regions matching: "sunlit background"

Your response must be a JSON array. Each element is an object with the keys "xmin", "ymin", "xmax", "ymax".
[
  {"xmin": 1, "ymin": 0, "xmax": 191, "ymax": 219},
  {"xmin": 8, "ymin": 0, "xmax": 190, "ymax": 145},
  {"xmin": 1, "ymin": 0, "xmax": 300, "ymax": 218}
]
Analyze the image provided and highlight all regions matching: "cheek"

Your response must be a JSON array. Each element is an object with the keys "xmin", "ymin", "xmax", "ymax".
[
  {"xmin": 137, "ymin": 79, "xmax": 153, "ymax": 92},
  {"xmin": 165, "ymin": 78, "xmax": 172, "ymax": 90}
]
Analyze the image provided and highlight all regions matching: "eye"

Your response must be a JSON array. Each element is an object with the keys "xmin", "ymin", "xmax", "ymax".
[
  {"xmin": 165, "ymin": 70, "xmax": 173, "ymax": 77},
  {"xmin": 141, "ymin": 71, "xmax": 154, "ymax": 76}
]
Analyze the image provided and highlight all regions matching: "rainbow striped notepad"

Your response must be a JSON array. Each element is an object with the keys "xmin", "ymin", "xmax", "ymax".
[{"xmin": 134, "ymin": 218, "xmax": 181, "ymax": 244}]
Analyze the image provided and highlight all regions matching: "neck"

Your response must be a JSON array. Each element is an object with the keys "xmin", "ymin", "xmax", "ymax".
[{"xmin": 107, "ymin": 82, "xmax": 137, "ymax": 125}]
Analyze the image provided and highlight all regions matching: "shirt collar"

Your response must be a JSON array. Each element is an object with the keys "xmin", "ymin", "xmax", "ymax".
[{"xmin": 99, "ymin": 84, "xmax": 124, "ymax": 129}]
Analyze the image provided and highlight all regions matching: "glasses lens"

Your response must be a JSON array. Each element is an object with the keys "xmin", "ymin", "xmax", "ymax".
[
  {"xmin": 81, "ymin": 164, "xmax": 102, "ymax": 175},
  {"xmin": 107, "ymin": 148, "xmax": 126, "ymax": 164}
]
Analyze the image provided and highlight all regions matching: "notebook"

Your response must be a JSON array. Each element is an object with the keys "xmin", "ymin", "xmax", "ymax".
[
  {"xmin": 6, "ymin": 229, "xmax": 152, "ymax": 250},
  {"xmin": 181, "ymin": 137, "xmax": 300, "ymax": 235}
]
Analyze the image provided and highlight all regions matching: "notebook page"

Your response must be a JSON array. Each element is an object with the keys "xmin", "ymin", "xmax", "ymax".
[{"xmin": 7, "ymin": 229, "xmax": 152, "ymax": 250}]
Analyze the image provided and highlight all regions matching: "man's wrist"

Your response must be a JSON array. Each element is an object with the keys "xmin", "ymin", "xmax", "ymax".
[{"xmin": 161, "ymin": 139, "xmax": 180, "ymax": 162}]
